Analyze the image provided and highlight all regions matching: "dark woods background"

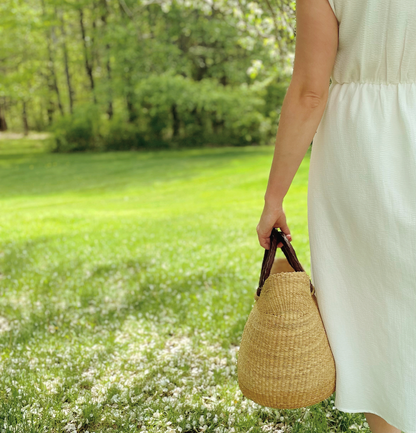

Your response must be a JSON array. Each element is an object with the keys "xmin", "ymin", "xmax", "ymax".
[{"xmin": 0, "ymin": 0, "xmax": 296, "ymax": 151}]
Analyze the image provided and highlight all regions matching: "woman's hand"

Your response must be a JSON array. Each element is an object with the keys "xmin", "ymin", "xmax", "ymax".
[{"xmin": 256, "ymin": 200, "xmax": 292, "ymax": 250}]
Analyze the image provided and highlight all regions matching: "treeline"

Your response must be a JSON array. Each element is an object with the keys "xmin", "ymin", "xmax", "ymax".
[{"xmin": 0, "ymin": 0, "xmax": 296, "ymax": 151}]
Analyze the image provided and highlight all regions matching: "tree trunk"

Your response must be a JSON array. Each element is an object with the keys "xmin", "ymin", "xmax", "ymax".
[
  {"xmin": 126, "ymin": 88, "xmax": 137, "ymax": 123},
  {"xmin": 41, "ymin": 0, "xmax": 64, "ymax": 120},
  {"xmin": 117, "ymin": 0, "xmax": 137, "ymax": 123},
  {"xmin": 0, "ymin": 100, "xmax": 7, "ymax": 131},
  {"xmin": 105, "ymin": 59, "xmax": 114, "ymax": 120},
  {"xmin": 22, "ymin": 101, "xmax": 29, "ymax": 135},
  {"xmin": 50, "ymin": 27, "xmax": 64, "ymax": 116},
  {"xmin": 58, "ymin": 8, "xmax": 75, "ymax": 114},
  {"xmin": 100, "ymin": 0, "xmax": 113, "ymax": 119},
  {"xmin": 171, "ymin": 104, "xmax": 180, "ymax": 137},
  {"xmin": 79, "ymin": 8, "xmax": 97, "ymax": 104}
]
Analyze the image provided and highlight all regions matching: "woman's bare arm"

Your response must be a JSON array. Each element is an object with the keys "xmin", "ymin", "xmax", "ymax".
[{"xmin": 257, "ymin": 0, "xmax": 339, "ymax": 249}]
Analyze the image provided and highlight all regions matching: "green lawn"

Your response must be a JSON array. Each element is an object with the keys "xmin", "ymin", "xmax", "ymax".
[{"xmin": 0, "ymin": 140, "xmax": 368, "ymax": 432}]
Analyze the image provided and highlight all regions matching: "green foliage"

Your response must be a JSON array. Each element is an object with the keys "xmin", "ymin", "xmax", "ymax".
[
  {"xmin": 0, "ymin": 0, "xmax": 296, "ymax": 148},
  {"xmin": 47, "ymin": 74, "xmax": 290, "ymax": 152},
  {"xmin": 136, "ymin": 74, "xmax": 272, "ymax": 147},
  {"xmin": 49, "ymin": 103, "xmax": 102, "ymax": 152},
  {"xmin": 261, "ymin": 77, "xmax": 291, "ymax": 122},
  {"xmin": 101, "ymin": 116, "xmax": 147, "ymax": 151}
]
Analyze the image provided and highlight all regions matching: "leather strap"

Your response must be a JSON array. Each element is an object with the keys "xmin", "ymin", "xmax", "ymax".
[{"xmin": 256, "ymin": 228, "xmax": 315, "ymax": 297}]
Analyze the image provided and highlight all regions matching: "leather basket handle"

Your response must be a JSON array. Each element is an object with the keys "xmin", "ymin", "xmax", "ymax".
[{"xmin": 256, "ymin": 228, "xmax": 315, "ymax": 297}]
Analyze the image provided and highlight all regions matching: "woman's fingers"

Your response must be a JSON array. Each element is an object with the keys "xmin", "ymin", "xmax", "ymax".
[
  {"xmin": 275, "ymin": 216, "xmax": 292, "ymax": 242},
  {"xmin": 257, "ymin": 203, "xmax": 292, "ymax": 250},
  {"xmin": 256, "ymin": 223, "xmax": 271, "ymax": 249}
]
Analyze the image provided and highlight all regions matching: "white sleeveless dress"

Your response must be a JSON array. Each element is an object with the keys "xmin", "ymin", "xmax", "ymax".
[{"xmin": 308, "ymin": 0, "xmax": 416, "ymax": 431}]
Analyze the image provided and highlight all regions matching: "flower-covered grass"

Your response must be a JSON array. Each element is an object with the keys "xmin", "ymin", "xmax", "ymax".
[{"xmin": 0, "ymin": 140, "xmax": 369, "ymax": 432}]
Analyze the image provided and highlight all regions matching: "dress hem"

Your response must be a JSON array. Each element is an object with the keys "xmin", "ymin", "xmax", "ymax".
[{"xmin": 335, "ymin": 406, "xmax": 407, "ymax": 433}]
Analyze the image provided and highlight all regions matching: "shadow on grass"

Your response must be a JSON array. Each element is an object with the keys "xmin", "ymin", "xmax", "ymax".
[{"xmin": 0, "ymin": 248, "xmax": 253, "ymax": 349}]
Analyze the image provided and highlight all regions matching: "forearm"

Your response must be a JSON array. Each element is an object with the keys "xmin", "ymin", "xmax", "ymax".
[{"xmin": 264, "ymin": 83, "xmax": 329, "ymax": 206}]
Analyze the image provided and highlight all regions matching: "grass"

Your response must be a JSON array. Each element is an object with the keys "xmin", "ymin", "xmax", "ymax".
[{"xmin": 0, "ymin": 139, "xmax": 369, "ymax": 432}]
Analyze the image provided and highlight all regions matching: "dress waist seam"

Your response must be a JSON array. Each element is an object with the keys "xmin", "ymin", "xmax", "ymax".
[{"xmin": 331, "ymin": 80, "xmax": 416, "ymax": 85}]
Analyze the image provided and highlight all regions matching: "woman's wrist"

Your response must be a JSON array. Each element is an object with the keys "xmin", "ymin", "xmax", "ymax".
[{"xmin": 263, "ymin": 192, "xmax": 285, "ymax": 209}]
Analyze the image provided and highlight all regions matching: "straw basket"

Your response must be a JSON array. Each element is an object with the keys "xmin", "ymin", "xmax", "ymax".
[{"xmin": 237, "ymin": 228, "xmax": 336, "ymax": 409}]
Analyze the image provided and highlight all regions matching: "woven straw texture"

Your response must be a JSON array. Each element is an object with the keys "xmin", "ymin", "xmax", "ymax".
[{"xmin": 237, "ymin": 257, "xmax": 336, "ymax": 409}]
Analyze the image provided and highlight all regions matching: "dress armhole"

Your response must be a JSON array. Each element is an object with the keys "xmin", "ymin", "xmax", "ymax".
[{"xmin": 327, "ymin": 0, "xmax": 336, "ymax": 17}]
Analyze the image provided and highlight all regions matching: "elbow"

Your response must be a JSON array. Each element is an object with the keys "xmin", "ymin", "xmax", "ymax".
[
  {"xmin": 299, "ymin": 90, "xmax": 327, "ymax": 109},
  {"xmin": 288, "ymin": 79, "xmax": 329, "ymax": 109}
]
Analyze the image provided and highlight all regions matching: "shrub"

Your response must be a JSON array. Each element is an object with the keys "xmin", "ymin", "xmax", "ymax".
[
  {"xmin": 49, "ymin": 73, "xmax": 289, "ymax": 152},
  {"xmin": 101, "ymin": 117, "xmax": 147, "ymax": 151},
  {"xmin": 50, "ymin": 103, "xmax": 102, "ymax": 153},
  {"xmin": 135, "ymin": 73, "xmax": 273, "ymax": 147}
]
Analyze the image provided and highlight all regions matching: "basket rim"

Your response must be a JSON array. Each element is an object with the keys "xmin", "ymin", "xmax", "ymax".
[
  {"xmin": 255, "ymin": 270, "xmax": 314, "ymax": 300},
  {"xmin": 265, "ymin": 270, "xmax": 311, "ymax": 285}
]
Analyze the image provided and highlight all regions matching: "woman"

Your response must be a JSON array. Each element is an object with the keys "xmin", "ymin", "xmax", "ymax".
[{"xmin": 256, "ymin": 0, "xmax": 416, "ymax": 432}]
